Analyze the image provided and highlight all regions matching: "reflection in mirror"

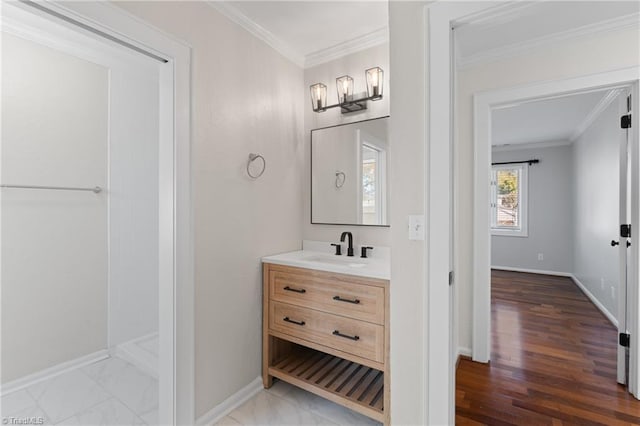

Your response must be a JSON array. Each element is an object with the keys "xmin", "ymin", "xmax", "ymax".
[{"xmin": 311, "ymin": 117, "xmax": 389, "ymax": 226}]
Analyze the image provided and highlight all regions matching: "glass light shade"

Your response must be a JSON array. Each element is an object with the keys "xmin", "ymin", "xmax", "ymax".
[
  {"xmin": 335, "ymin": 75, "xmax": 354, "ymax": 104},
  {"xmin": 366, "ymin": 67, "xmax": 383, "ymax": 100},
  {"xmin": 310, "ymin": 83, "xmax": 327, "ymax": 111}
]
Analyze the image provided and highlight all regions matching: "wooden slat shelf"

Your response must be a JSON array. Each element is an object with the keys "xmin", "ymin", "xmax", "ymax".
[{"xmin": 268, "ymin": 346, "xmax": 384, "ymax": 422}]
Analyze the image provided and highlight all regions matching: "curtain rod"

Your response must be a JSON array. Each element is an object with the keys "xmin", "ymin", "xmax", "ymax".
[{"xmin": 492, "ymin": 159, "xmax": 540, "ymax": 166}]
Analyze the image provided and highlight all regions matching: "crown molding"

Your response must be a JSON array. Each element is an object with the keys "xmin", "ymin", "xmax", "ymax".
[
  {"xmin": 570, "ymin": 88, "xmax": 622, "ymax": 142},
  {"xmin": 304, "ymin": 27, "xmax": 388, "ymax": 69},
  {"xmin": 458, "ymin": 12, "xmax": 640, "ymax": 70},
  {"xmin": 492, "ymin": 139, "xmax": 572, "ymax": 152},
  {"xmin": 453, "ymin": 1, "xmax": 540, "ymax": 30},
  {"xmin": 206, "ymin": 1, "xmax": 305, "ymax": 67}
]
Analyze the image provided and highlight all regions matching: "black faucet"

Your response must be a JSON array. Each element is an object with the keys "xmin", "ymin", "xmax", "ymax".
[{"xmin": 340, "ymin": 232, "xmax": 354, "ymax": 257}]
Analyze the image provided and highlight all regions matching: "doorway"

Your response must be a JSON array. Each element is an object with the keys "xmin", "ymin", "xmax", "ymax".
[
  {"xmin": 472, "ymin": 70, "xmax": 640, "ymax": 398},
  {"xmin": 0, "ymin": 2, "xmax": 192, "ymax": 424}
]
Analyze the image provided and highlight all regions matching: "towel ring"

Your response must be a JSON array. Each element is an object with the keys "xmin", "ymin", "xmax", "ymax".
[
  {"xmin": 335, "ymin": 171, "xmax": 346, "ymax": 188},
  {"xmin": 247, "ymin": 153, "xmax": 266, "ymax": 179}
]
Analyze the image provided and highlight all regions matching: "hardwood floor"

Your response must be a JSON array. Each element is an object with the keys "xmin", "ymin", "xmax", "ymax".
[{"xmin": 456, "ymin": 270, "xmax": 640, "ymax": 425}]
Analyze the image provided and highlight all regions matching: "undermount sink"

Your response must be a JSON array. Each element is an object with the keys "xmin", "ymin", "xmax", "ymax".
[
  {"xmin": 301, "ymin": 254, "xmax": 368, "ymax": 268},
  {"xmin": 262, "ymin": 241, "xmax": 390, "ymax": 280}
]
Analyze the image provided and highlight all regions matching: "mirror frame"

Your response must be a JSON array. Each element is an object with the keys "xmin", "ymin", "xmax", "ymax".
[{"xmin": 310, "ymin": 115, "xmax": 390, "ymax": 227}]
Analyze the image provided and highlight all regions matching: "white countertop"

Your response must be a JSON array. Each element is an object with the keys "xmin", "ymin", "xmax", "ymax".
[{"xmin": 262, "ymin": 241, "xmax": 390, "ymax": 280}]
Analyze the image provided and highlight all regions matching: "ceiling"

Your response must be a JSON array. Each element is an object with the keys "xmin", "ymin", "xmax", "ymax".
[
  {"xmin": 456, "ymin": 1, "xmax": 640, "ymax": 67},
  {"xmin": 213, "ymin": 1, "xmax": 389, "ymax": 67},
  {"xmin": 492, "ymin": 89, "xmax": 620, "ymax": 147},
  {"xmin": 210, "ymin": 1, "xmax": 638, "ymax": 70}
]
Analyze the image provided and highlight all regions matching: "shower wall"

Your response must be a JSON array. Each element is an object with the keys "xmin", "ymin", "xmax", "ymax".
[
  {"xmin": 1, "ymin": 33, "xmax": 109, "ymax": 383},
  {"xmin": 1, "ymin": 27, "xmax": 160, "ymax": 384},
  {"xmin": 107, "ymin": 48, "xmax": 160, "ymax": 348}
]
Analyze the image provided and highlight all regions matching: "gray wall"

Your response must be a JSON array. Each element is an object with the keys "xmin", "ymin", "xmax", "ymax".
[
  {"xmin": 572, "ymin": 95, "xmax": 623, "ymax": 318},
  {"xmin": 491, "ymin": 144, "xmax": 574, "ymax": 273}
]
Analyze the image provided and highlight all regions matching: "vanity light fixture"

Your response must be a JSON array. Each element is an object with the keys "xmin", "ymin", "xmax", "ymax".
[{"xmin": 310, "ymin": 67, "xmax": 383, "ymax": 114}]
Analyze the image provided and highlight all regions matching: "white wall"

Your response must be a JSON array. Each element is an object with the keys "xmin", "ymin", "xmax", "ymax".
[
  {"xmin": 573, "ymin": 96, "xmax": 623, "ymax": 318},
  {"xmin": 1, "ymin": 33, "xmax": 108, "ymax": 382},
  {"xmin": 456, "ymin": 26, "xmax": 640, "ymax": 351},
  {"xmin": 491, "ymin": 144, "xmax": 574, "ymax": 273},
  {"xmin": 303, "ymin": 43, "xmax": 391, "ymax": 246},
  {"xmin": 113, "ymin": 2, "xmax": 305, "ymax": 418},
  {"xmin": 108, "ymin": 50, "xmax": 160, "ymax": 346},
  {"xmin": 387, "ymin": 2, "xmax": 427, "ymax": 423}
]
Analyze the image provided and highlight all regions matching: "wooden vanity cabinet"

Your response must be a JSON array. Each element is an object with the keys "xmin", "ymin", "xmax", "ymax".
[{"xmin": 262, "ymin": 262, "xmax": 390, "ymax": 425}]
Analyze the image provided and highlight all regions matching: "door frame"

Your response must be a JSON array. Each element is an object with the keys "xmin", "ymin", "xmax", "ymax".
[
  {"xmin": 472, "ymin": 68, "xmax": 640, "ymax": 398},
  {"xmin": 425, "ymin": 2, "xmax": 502, "ymax": 424},
  {"xmin": 6, "ymin": 1, "xmax": 194, "ymax": 423}
]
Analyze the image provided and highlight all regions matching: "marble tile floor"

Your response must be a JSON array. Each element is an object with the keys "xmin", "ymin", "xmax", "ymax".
[
  {"xmin": 3, "ymin": 356, "xmax": 379, "ymax": 426},
  {"xmin": 213, "ymin": 380, "xmax": 382, "ymax": 426},
  {"xmin": 1, "ymin": 356, "xmax": 158, "ymax": 426}
]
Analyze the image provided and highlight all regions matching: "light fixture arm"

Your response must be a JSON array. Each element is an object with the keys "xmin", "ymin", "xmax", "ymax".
[{"xmin": 313, "ymin": 92, "xmax": 383, "ymax": 114}]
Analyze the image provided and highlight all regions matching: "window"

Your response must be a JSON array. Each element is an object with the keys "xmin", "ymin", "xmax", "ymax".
[
  {"xmin": 491, "ymin": 164, "xmax": 528, "ymax": 237},
  {"xmin": 361, "ymin": 144, "xmax": 381, "ymax": 225}
]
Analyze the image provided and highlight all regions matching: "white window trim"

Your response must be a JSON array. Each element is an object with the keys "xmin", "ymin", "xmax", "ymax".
[
  {"xmin": 490, "ymin": 163, "xmax": 528, "ymax": 237},
  {"xmin": 362, "ymin": 142, "xmax": 383, "ymax": 224}
]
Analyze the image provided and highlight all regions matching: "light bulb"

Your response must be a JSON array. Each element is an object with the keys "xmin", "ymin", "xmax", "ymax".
[
  {"xmin": 366, "ymin": 67, "xmax": 383, "ymax": 99},
  {"xmin": 370, "ymin": 71, "xmax": 379, "ymax": 86}
]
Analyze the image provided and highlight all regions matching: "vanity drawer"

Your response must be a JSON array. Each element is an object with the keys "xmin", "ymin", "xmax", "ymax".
[
  {"xmin": 270, "ymin": 301, "xmax": 384, "ymax": 363},
  {"xmin": 269, "ymin": 268, "xmax": 385, "ymax": 325}
]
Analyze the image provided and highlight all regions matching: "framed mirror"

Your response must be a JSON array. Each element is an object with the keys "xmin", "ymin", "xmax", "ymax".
[{"xmin": 311, "ymin": 116, "xmax": 389, "ymax": 226}]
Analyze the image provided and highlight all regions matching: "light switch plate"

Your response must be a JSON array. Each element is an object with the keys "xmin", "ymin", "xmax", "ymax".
[{"xmin": 409, "ymin": 215, "xmax": 425, "ymax": 240}]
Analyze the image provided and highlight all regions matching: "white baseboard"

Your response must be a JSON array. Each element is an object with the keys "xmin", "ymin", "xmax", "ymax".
[
  {"xmin": 457, "ymin": 347, "xmax": 472, "ymax": 358},
  {"xmin": 491, "ymin": 265, "xmax": 573, "ymax": 277},
  {"xmin": 1, "ymin": 349, "xmax": 109, "ymax": 396},
  {"xmin": 570, "ymin": 275, "xmax": 618, "ymax": 327},
  {"xmin": 111, "ymin": 332, "xmax": 158, "ymax": 379},
  {"xmin": 456, "ymin": 346, "xmax": 473, "ymax": 368},
  {"xmin": 196, "ymin": 376, "xmax": 263, "ymax": 426}
]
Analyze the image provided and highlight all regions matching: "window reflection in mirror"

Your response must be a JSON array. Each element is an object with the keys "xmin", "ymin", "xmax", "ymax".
[{"xmin": 311, "ymin": 117, "xmax": 389, "ymax": 226}]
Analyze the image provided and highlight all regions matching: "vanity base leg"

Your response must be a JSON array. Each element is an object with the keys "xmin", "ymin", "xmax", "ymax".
[{"xmin": 263, "ymin": 335, "xmax": 293, "ymax": 389}]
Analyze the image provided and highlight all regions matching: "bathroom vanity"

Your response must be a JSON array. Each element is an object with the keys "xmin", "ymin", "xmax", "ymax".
[{"xmin": 262, "ymin": 243, "xmax": 390, "ymax": 424}]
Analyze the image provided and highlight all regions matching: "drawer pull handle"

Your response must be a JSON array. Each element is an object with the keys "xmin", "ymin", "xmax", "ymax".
[
  {"xmin": 284, "ymin": 286, "xmax": 306, "ymax": 294},
  {"xmin": 332, "ymin": 330, "xmax": 360, "ymax": 341},
  {"xmin": 283, "ymin": 317, "xmax": 305, "ymax": 326},
  {"xmin": 333, "ymin": 295, "xmax": 360, "ymax": 304}
]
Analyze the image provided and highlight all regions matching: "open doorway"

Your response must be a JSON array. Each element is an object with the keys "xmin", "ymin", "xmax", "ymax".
[
  {"xmin": 469, "ymin": 70, "xmax": 640, "ymax": 406},
  {"xmin": 0, "ymin": 2, "xmax": 192, "ymax": 424},
  {"xmin": 460, "ymin": 86, "xmax": 640, "ymax": 421}
]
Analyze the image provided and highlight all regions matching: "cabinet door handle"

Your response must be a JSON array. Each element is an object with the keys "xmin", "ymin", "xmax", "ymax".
[
  {"xmin": 332, "ymin": 330, "xmax": 360, "ymax": 341},
  {"xmin": 283, "ymin": 317, "xmax": 305, "ymax": 326},
  {"xmin": 284, "ymin": 286, "xmax": 306, "ymax": 294},
  {"xmin": 333, "ymin": 295, "xmax": 360, "ymax": 304}
]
